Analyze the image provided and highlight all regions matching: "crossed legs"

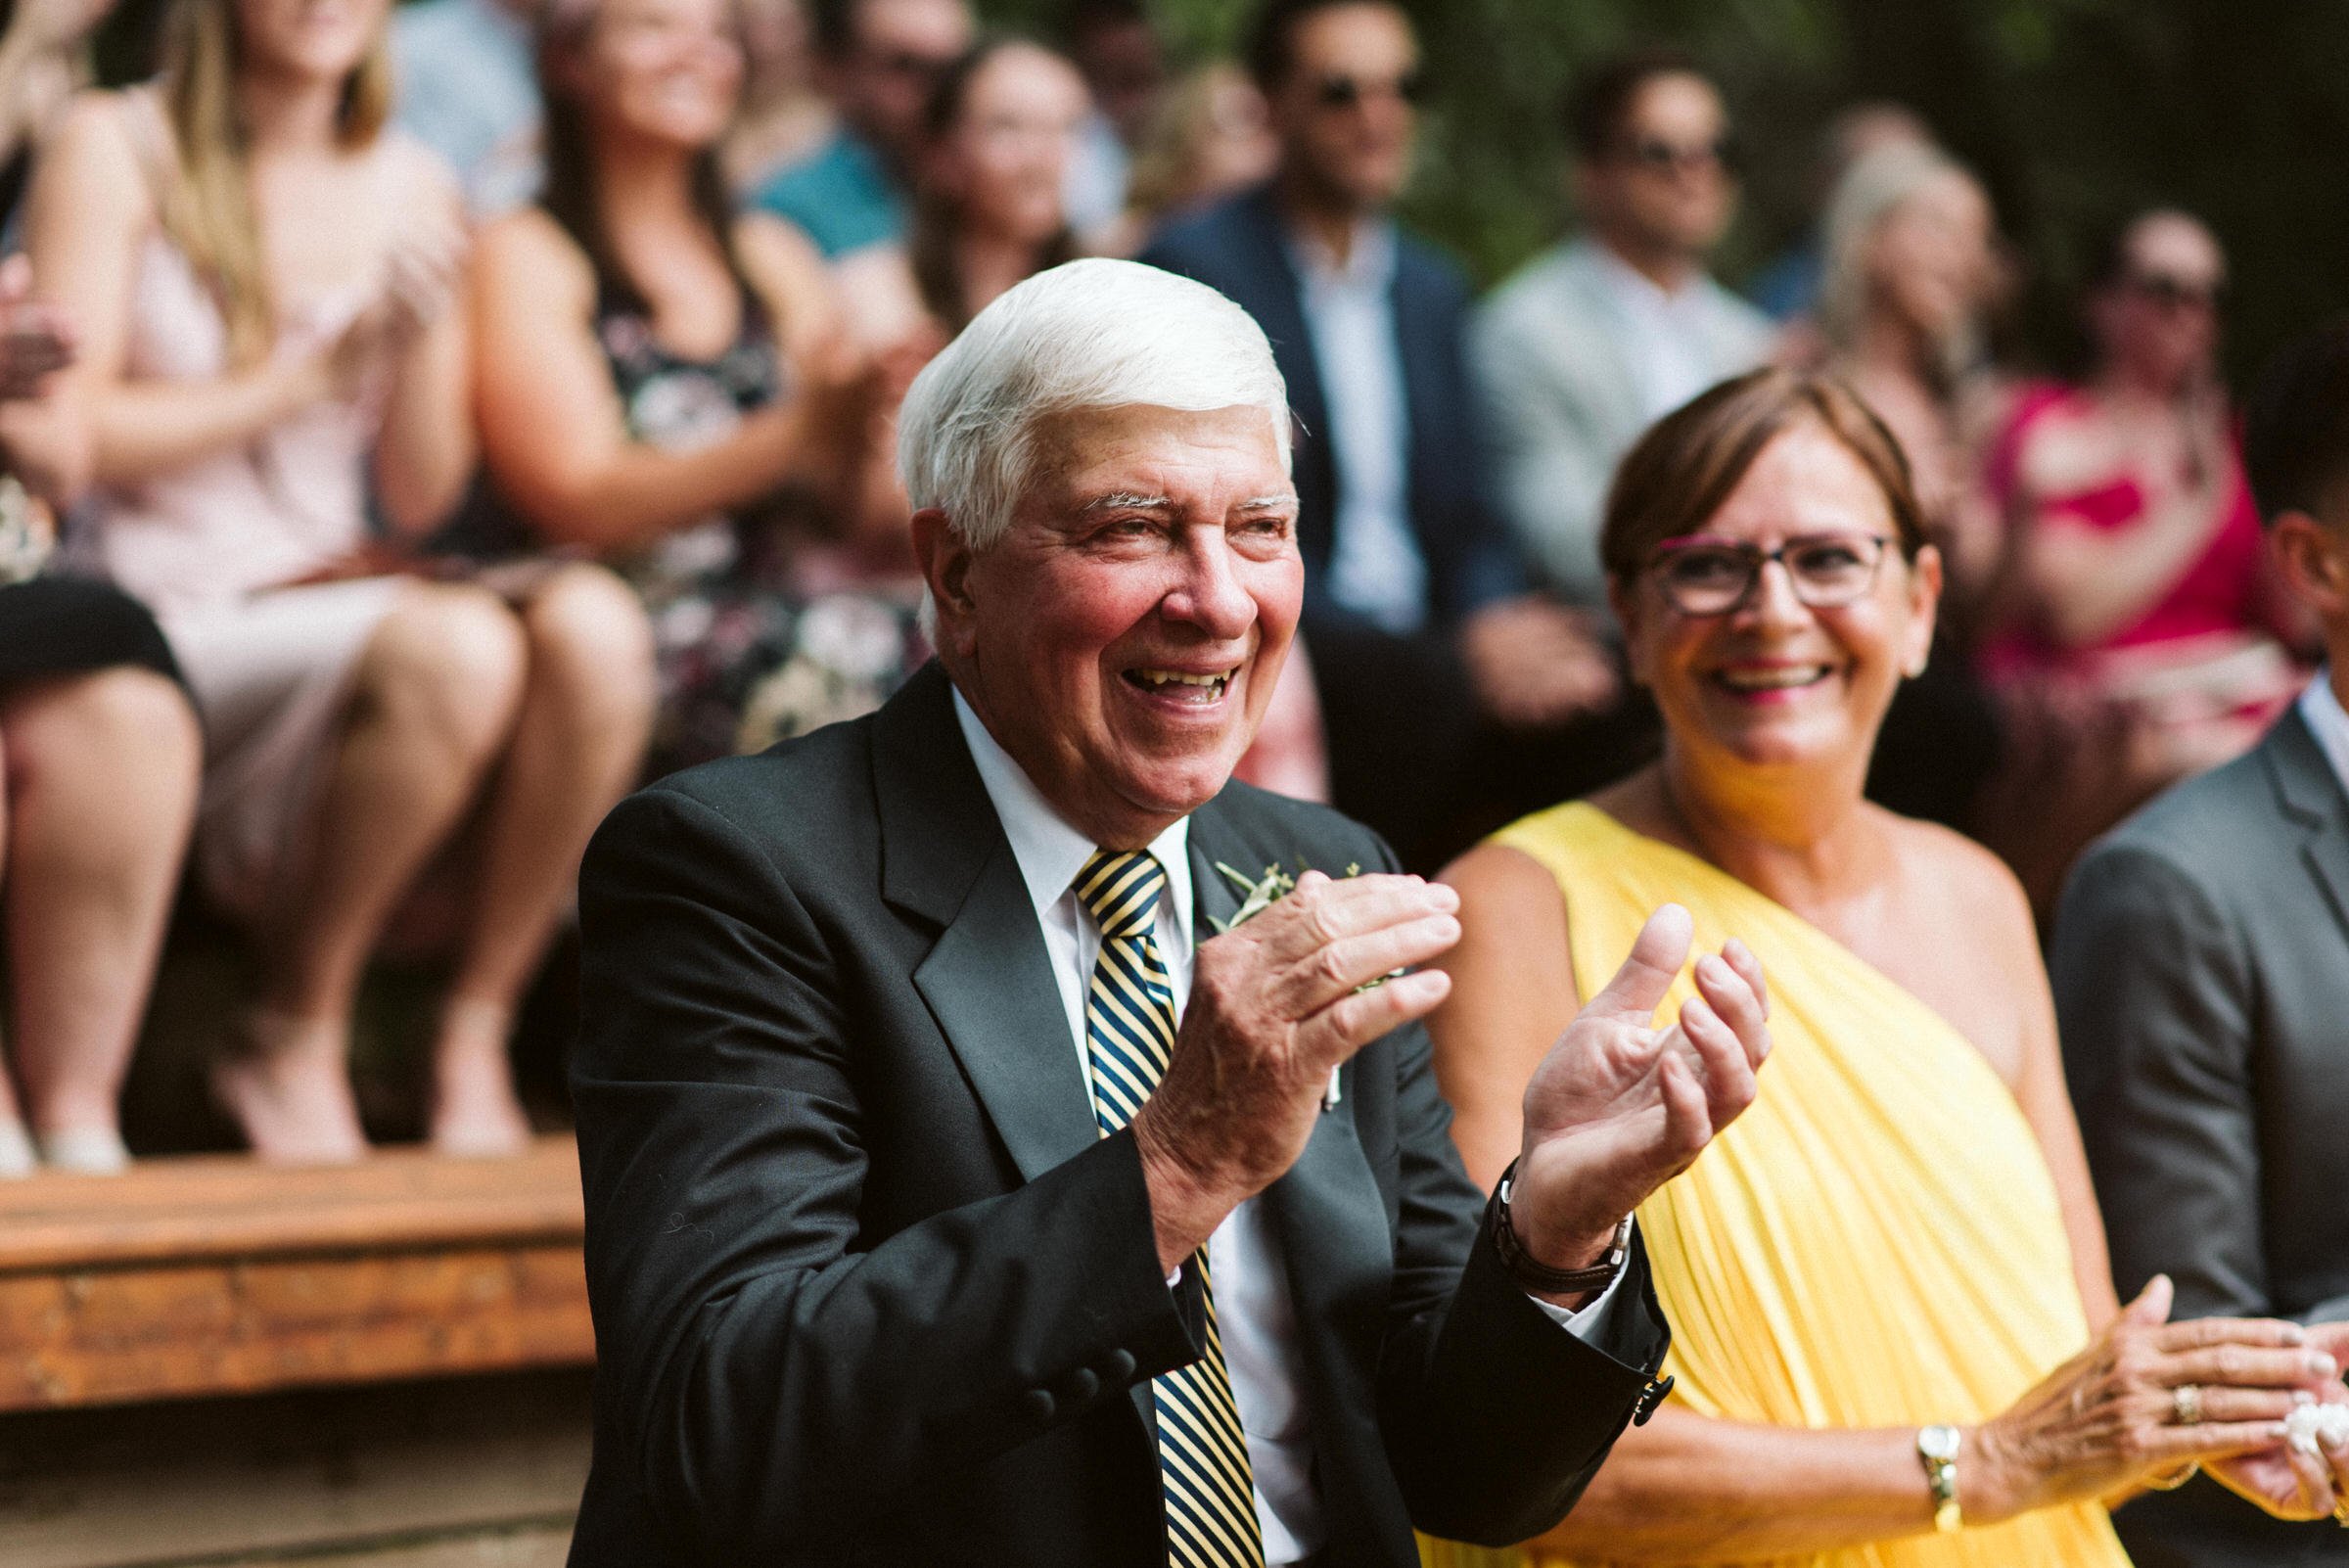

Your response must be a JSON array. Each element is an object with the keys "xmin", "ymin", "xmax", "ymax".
[{"xmin": 217, "ymin": 568, "xmax": 655, "ymax": 1163}]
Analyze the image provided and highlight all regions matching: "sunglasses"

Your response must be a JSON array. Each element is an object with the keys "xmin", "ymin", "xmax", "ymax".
[
  {"xmin": 1645, "ymin": 533, "xmax": 1895, "ymax": 618},
  {"xmin": 1612, "ymin": 134, "xmax": 1734, "ymax": 176},
  {"xmin": 864, "ymin": 47, "xmax": 958, "ymax": 80},
  {"xmin": 1312, "ymin": 69, "xmax": 1427, "ymax": 111},
  {"xmin": 2122, "ymin": 270, "xmax": 2225, "ymax": 312}
]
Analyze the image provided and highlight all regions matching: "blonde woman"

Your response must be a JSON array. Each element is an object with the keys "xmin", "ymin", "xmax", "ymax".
[{"xmin": 24, "ymin": 0, "xmax": 656, "ymax": 1163}]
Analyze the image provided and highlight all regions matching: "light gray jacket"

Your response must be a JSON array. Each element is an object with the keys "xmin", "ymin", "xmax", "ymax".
[
  {"xmin": 2051, "ymin": 707, "xmax": 2349, "ymax": 1568},
  {"xmin": 1470, "ymin": 239, "xmax": 1773, "ymax": 602}
]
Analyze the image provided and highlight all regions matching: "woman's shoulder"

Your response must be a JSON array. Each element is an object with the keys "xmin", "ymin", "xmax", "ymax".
[
  {"xmin": 42, "ymin": 88, "xmax": 156, "ymax": 194},
  {"xmin": 1880, "ymin": 808, "xmax": 2037, "ymax": 943},
  {"xmin": 474, "ymin": 207, "xmax": 595, "ymax": 300}
]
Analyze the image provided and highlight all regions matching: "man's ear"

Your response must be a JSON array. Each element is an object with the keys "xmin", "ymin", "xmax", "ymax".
[
  {"xmin": 911, "ymin": 507, "xmax": 977, "ymax": 647},
  {"xmin": 2271, "ymin": 511, "xmax": 2349, "ymax": 620}
]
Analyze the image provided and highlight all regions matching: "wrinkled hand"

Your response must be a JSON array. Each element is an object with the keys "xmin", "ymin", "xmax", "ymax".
[
  {"xmin": 0, "ymin": 255, "xmax": 75, "ymax": 403},
  {"xmin": 1505, "ymin": 904, "xmax": 1768, "ymax": 1270},
  {"xmin": 1458, "ymin": 596, "xmax": 1621, "ymax": 729},
  {"xmin": 2210, "ymin": 1318, "xmax": 2349, "ymax": 1522},
  {"xmin": 1966, "ymin": 1276, "xmax": 2323, "ymax": 1524},
  {"xmin": 1131, "ymin": 870, "xmax": 1458, "ymax": 1269}
]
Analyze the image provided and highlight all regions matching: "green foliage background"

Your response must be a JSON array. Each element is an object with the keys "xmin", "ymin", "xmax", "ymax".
[{"xmin": 994, "ymin": 0, "xmax": 2349, "ymax": 390}]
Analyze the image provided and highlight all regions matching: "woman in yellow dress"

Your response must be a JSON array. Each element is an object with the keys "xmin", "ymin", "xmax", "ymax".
[{"xmin": 1423, "ymin": 369, "xmax": 2348, "ymax": 1568}]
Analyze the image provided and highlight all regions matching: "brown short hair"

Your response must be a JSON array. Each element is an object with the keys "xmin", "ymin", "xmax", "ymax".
[{"xmin": 1599, "ymin": 368, "xmax": 1930, "ymax": 583}]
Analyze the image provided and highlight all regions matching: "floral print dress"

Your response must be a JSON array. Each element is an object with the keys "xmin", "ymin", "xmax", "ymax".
[{"xmin": 445, "ymin": 281, "xmax": 928, "ymax": 778}]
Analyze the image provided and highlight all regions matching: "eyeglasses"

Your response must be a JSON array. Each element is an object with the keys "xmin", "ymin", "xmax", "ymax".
[
  {"xmin": 2121, "ymin": 270, "xmax": 2225, "ymax": 313},
  {"xmin": 1612, "ymin": 134, "xmax": 1734, "ymax": 177},
  {"xmin": 1311, "ymin": 69, "xmax": 1426, "ymax": 112},
  {"xmin": 1644, "ymin": 532, "xmax": 1895, "ymax": 617}
]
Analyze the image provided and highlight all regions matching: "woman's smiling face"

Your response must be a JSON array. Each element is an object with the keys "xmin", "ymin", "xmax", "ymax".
[{"xmin": 1617, "ymin": 420, "xmax": 1941, "ymax": 779}]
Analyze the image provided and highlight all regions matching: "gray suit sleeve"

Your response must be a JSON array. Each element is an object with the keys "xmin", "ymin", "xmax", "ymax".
[
  {"xmin": 2050, "ymin": 845, "xmax": 2276, "ymax": 1321},
  {"xmin": 1469, "ymin": 302, "xmax": 1616, "ymax": 605}
]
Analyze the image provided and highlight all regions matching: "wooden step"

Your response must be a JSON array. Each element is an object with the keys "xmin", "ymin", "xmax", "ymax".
[{"xmin": 0, "ymin": 1135, "xmax": 594, "ymax": 1412}]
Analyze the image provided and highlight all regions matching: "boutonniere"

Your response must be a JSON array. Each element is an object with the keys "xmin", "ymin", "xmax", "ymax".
[{"xmin": 1209, "ymin": 860, "xmax": 1374, "ymax": 1112}]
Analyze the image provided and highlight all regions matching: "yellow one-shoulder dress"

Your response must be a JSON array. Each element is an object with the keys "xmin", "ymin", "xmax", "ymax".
[{"xmin": 1421, "ymin": 803, "xmax": 2131, "ymax": 1568}]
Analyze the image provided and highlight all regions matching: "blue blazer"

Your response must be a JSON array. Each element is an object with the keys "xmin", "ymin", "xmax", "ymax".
[{"xmin": 1141, "ymin": 184, "xmax": 1527, "ymax": 633}]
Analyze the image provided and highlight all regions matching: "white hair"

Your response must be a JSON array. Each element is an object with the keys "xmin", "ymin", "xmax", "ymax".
[{"xmin": 897, "ymin": 258, "xmax": 1293, "ymax": 553}]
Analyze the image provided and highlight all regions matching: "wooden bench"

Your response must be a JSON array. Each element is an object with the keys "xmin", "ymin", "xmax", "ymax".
[{"xmin": 0, "ymin": 1136, "xmax": 597, "ymax": 1568}]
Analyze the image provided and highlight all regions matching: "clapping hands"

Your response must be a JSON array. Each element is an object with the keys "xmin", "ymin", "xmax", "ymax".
[{"xmin": 1503, "ymin": 903, "xmax": 1770, "ymax": 1281}]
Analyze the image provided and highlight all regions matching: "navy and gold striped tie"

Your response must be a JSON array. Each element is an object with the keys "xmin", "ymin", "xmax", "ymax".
[{"xmin": 1075, "ymin": 849, "xmax": 1267, "ymax": 1568}]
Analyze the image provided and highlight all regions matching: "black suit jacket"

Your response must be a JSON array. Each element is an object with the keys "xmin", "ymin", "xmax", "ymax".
[
  {"xmin": 2053, "ymin": 707, "xmax": 2349, "ymax": 1568},
  {"xmin": 1140, "ymin": 185, "xmax": 1528, "ymax": 634},
  {"xmin": 567, "ymin": 664, "xmax": 1668, "ymax": 1566}
]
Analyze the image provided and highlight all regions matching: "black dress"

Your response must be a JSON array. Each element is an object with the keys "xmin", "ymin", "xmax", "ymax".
[{"xmin": 0, "ymin": 576, "xmax": 182, "ymax": 687}]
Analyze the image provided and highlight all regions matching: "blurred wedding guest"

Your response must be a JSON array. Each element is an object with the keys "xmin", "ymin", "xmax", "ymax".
[
  {"xmin": 1056, "ymin": 0, "xmax": 1162, "ymax": 237},
  {"xmin": 1472, "ymin": 48, "xmax": 1774, "ymax": 605},
  {"xmin": 906, "ymin": 35, "xmax": 1085, "ymax": 333},
  {"xmin": 1092, "ymin": 58, "xmax": 1274, "ymax": 256},
  {"xmin": 1983, "ymin": 211, "xmax": 2300, "ymax": 775},
  {"xmin": 720, "ymin": 0, "xmax": 827, "ymax": 196},
  {"xmin": 0, "ymin": 0, "xmax": 125, "ymax": 233},
  {"xmin": 1144, "ymin": 0, "xmax": 1621, "ymax": 868},
  {"xmin": 1745, "ymin": 101, "xmax": 1933, "ymax": 324},
  {"xmin": 393, "ymin": 0, "xmax": 544, "ymax": 214},
  {"xmin": 464, "ymin": 0, "xmax": 922, "ymax": 775},
  {"xmin": 2052, "ymin": 321, "xmax": 2349, "ymax": 1568},
  {"xmin": 1426, "ymin": 369, "xmax": 2349, "ymax": 1568},
  {"xmin": 749, "ymin": 0, "xmax": 969, "ymax": 261},
  {"xmin": 0, "ymin": 262, "xmax": 198, "ymax": 1176},
  {"xmin": 28, "ymin": 0, "xmax": 653, "ymax": 1163}
]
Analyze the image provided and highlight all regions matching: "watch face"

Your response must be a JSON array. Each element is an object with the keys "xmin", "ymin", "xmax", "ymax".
[{"xmin": 1919, "ymin": 1425, "xmax": 1960, "ymax": 1462}]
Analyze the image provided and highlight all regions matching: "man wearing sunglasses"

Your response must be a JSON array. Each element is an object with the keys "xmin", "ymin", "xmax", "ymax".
[
  {"xmin": 1472, "ymin": 48, "xmax": 1776, "ymax": 607},
  {"xmin": 1143, "ymin": 0, "xmax": 1624, "ymax": 872},
  {"xmin": 752, "ymin": 0, "xmax": 974, "ymax": 259}
]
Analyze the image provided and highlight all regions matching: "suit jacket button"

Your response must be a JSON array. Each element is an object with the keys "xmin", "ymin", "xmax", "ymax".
[
  {"xmin": 1101, "ymin": 1349, "xmax": 1136, "ymax": 1383},
  {"xmin": 1021, "ymin": 1388, "xmax": 1056, "ymax": 1421},
  {"xmin": 1064, "ymin": 1367, "xmax": 1100, "ymax": 1404}
]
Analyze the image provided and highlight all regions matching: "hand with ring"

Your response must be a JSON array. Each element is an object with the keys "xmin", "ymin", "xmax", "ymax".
[
  {"xmin": 1958, "ymin": 1276, "xmax": 2337, "ymax": 1527},
  {"xmin": 2199, "ymin": 1318, "xmax": 2349, "ymax": 1522}
]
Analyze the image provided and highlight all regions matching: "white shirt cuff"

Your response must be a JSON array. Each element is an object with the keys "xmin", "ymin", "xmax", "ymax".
[{"xmin": 1524, "ymin": 1218, "xmax": 1635, "ymax": 1342}]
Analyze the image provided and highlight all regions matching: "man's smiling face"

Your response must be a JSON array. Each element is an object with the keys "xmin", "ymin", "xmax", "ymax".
[{"xmin": 925, "ymin": 402, "xmax": 1302, "ymax": 848}]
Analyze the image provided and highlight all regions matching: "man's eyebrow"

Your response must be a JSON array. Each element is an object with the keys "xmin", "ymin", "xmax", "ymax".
[
  {"xmin": 1238, "ymin": 493, "xmax": 1298, "ymax": 511},
  {"xmin": 1080, "ymin": 491, "xmax": 1174, "ymax": 512}
]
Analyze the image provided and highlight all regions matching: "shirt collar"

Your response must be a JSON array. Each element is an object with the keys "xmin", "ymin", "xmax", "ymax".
[
  {"xmin": 1287, "ymin": 215, "xmax": 1398, "ymax": 293},
  {"xmin": 951, "ymin": 686, "xmax": 1194, "ymax": 943},
  {"xmin": 2298, "ymin": 669, "xmax": 2349, "ymax": 800},
  {"xmin": 1579, "ymin": 236, "xmax": 1706, "ymax": 313}
]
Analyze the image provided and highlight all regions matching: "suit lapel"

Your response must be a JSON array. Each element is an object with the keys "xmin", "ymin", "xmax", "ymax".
[
  {"xmin": 876, "ymin": 665, "xmax": 1099, "ymax": 1184},
  {"xmin": 2266, "ymin": 707, "xmax": 2349, "ymax": 944}
]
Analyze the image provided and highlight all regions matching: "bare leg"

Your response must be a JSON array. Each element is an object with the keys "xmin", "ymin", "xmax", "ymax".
[
  {"xmin": 2, "ymin": 668, "xmax": 201, "ymax": 1170},
  {"xmin": 432, "ymin": 565, "xmax": 655, "ymax": 1155},
  {"xmin": 216, "ymin": 584, "xmax": 527, "ymax": 1164}
]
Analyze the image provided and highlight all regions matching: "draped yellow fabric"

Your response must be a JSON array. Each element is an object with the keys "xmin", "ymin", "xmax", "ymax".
[{"xmin": 1420, "ymin": 803, "xmax": 2130, "ymax": 1568}]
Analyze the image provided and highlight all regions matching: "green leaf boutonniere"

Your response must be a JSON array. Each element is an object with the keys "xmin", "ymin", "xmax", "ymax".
[{"xmin": 1207, "ymin": 859, "xmax": 1373, "ymax": 1112}]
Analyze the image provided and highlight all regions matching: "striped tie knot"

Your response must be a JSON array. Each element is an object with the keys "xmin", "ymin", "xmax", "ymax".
[{"xmin": 1076, "ymin": 849, "xmax": 1166, "ymax": 942}]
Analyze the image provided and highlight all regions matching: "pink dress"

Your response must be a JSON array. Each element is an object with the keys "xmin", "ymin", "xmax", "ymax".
[
  {"xmin": 71, "ymin": 90, "xmax": 448, "ymax": 917},
  {"xmin": 1981, "ymin": 383, "xmax": 2271, "ymax": 678}
]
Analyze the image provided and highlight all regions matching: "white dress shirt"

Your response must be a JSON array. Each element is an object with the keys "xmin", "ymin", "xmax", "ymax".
[
  {"xmin": 1584, "ymin": 239, "xmax": 1732, "ymax": 424},
  {"xmin": 2299, "ymin": 669, "xmax": 2349, "ymax": 798},
  {"xmin": 951, "ymin": 691, "xmax": 1623, "ymax": 1562},
  {"xmin": 1288, "ymin": 219, "xmax": 1429, "ymax": 635}
]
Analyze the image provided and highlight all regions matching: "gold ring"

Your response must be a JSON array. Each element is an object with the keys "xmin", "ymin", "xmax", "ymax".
[{"xmin": 2173, "ymin": 1383, "xmax": 2204, "ymax": 1426}]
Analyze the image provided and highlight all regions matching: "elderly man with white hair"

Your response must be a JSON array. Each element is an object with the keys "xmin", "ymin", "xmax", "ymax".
[{"xmin": 566, "ymin": 259, "xmax": 1770, "ymax": 1568}]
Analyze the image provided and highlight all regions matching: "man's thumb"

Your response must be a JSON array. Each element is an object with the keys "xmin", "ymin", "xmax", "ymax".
[
  {"xmin": 2124, "ymin": 1273, "xmax": 2176, "ymax": 1327},
  {"xmin": 1588, "ymin": 903, "xmax": 1694, "ymax": 1024}
]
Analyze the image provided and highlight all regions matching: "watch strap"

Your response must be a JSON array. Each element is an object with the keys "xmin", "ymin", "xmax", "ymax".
[{"xmin": 1489, "ymin": 1159, "xmax": 1632, "ymax": 1295}]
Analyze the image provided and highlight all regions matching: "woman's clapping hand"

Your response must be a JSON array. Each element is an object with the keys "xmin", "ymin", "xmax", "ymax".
[{"xmin": 1963, "ymin": 1275, "xmax": 2342, "ymax": 1525}]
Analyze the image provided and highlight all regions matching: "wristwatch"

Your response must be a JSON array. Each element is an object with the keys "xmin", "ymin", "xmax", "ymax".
[
  {"xmin": 1916, "ymin": 1424, "xmax": 1962, "ymax": 1533},
  {"xmin": 1490, "ymin": 1160, "xmax": 1632, "ymax": 1296}
]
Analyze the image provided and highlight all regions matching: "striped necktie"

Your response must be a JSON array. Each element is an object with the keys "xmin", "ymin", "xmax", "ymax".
[{"xmin": 1075, "ymin": 849, "xmax": 1267, "ymax": 1568}]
